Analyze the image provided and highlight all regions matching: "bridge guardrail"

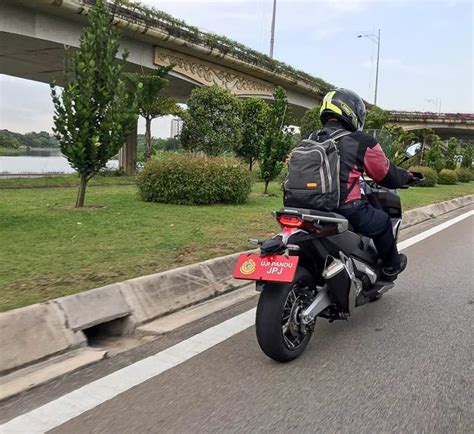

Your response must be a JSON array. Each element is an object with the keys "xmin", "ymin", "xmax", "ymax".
[{"xmin": 388, "ymin": 111, "xmax": 474, "ymax": 122}]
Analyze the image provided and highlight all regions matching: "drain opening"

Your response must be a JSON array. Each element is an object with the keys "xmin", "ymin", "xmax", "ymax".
[{"xmin": 83, "ymin": 317, "xmax": 128, "ymax": 347}]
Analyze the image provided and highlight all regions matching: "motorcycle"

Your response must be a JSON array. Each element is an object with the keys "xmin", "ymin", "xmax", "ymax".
[{"xmin": 233, "ymin": 143, "xmax": 424, "ymax": 362}]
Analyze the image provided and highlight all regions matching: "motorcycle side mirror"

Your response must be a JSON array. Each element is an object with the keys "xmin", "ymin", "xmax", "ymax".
[{"xmin": 405, "ymin": 142, "xmax": 422, "ymax": 158}]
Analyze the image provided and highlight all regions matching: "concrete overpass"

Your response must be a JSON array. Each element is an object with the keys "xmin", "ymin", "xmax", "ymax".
[
  {"xmin": 0, "ymin": 0, "xmax": 336, "ymax": 173},
  {"xmin": 388, "ymin": 111, "xmax": 474, "ymax": 141}
]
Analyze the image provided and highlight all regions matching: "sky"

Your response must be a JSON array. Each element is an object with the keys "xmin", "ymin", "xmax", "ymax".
[{"xmin": 0, "ymin": 0, "xmax": 472, "ymax": 138}]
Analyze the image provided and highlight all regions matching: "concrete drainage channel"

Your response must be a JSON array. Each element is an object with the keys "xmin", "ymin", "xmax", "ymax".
[{"xmin": 0, "ymin": 195, "xmax": 473, "ymax": 400}]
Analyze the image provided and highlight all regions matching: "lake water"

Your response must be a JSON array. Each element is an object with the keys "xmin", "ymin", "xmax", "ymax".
[{"xmin": 0, "ymin": 148, "xmax": 118, "ymax": 175}]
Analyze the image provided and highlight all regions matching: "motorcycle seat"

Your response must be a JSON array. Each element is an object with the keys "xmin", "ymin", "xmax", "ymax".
[{"xmin": 279, "ymin": 207, "xmax": 348, "ymax": 222}]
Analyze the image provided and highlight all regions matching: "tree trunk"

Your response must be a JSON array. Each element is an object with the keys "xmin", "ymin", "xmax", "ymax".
[
  {"xmin": 249, "ymin": 158, "xmax": 253, "ymax": 171},
  {"xmin": 76, "ymin": 175, "xmax": 89, "ymax": 208},
  {"xmin": 264, "ymin": 180, "xmax": 269, "ymax": 194},
  {"xmin": 145, "ymin": 117, "xmax": 152, "ymax": 160}
]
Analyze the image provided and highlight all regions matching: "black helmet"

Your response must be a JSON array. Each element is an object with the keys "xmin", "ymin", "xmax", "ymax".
[{"xmin": 319, "ymin": 88, "xmax": 366, "ymax": 131}]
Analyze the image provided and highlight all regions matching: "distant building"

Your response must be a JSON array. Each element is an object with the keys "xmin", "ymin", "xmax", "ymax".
[{"xmin": 170, "ymin": 118, "xmax": 183, "ymax": 138}]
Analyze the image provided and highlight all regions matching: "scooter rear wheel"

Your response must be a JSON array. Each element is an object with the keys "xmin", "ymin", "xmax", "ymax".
[{"xmin": 255, "ymin": 267, "xmax": 316, "ymax": 363}]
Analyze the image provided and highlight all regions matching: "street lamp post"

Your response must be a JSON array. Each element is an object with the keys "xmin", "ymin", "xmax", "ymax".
[
  {"xmin": 358, "ymin": 29, "xmax": 381, "ymax": 106},
  {"xmin": 425, "ymin": 97, "xmax": 442, "ymax": 114},
  {"xmin": 269, "ymin": 0, "xmax": 277, "ymax": 58}
]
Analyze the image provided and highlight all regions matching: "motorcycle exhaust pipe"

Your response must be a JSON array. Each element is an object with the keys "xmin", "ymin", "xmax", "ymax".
[
  {"xmin": 301, "ymin": 256, "xmax": 352, "ymax": 323},
  {"xmin": 322, "ymin": 256, "xmax": 351, "ymax": 313}
]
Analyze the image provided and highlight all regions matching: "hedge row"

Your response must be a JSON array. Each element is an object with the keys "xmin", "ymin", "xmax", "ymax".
[
  {"xmin": 136, "ymin": 154, "xmax": 252, "ymax": 205},
  {"xmin": 409, "ymin": 166, "xmax": 473, "ymax": 187},
  {"xmin": 408, "ymin": 166, "xmax": 438, "ymax": 187},
  {"xmin": 455, "ymin": 167, "xmax": 472, "ymax": 182}
]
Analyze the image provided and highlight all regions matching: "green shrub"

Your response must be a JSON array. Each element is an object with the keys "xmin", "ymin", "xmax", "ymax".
[
  {"xmin": 455, "ymin": 167, "xmax": 471, "ymax": 182},
  {"xmin": 136, "ymin": 154, "xmax": 252, "ymax": 205},
  {"xmin": 438, "ymin": 169, "xmax": 458, "ymax": 185},
  {"xmin": 408, "ymin": 165, "xmax": 437, "ymax": 187}
]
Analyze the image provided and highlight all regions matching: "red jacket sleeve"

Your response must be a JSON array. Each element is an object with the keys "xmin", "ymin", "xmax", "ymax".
[{"xmin": 364, "ymin": 143, "xmax": 412, "ymax": 189}]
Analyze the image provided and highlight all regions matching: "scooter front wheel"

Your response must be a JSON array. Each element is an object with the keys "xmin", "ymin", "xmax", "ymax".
[{"xmin": 255, "ymin": 267, "xmax": 316, "ymax": 363}]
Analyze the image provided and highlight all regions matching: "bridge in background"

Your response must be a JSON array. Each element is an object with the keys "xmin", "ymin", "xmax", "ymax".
[
  {"xmin": 0, "ymin": 0, "xmax": 337, "ymax": 173},
  {"xmin": 387, "ymin": 111, "xmax": 474, "ymax": 141},
  {"xmin": 1, "ymin": 0, "xmax": 472, "ymax": 174}
]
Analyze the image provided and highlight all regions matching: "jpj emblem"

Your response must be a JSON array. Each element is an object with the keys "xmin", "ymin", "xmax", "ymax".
[{"xmin": 240, "ymin": 258, "xmax": 256, "ymax": 275}]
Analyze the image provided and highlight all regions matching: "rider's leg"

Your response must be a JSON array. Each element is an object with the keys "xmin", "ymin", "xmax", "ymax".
[{"xmin": 337, "ymin": 202, "xmax": 406, "ymax": 275}]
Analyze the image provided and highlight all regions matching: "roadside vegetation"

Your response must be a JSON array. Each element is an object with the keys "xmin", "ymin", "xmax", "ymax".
[
  {"xmin": 3, "ymin": 0, "xmax": 473, "ymax": 312},
  {"xmin": 1, "ymin": 180, "xmax": 473, "ymax": 312}
]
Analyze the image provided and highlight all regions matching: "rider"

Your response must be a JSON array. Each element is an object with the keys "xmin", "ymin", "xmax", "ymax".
[{"xmin": 309, "ymin": 88, "xmax": 413, "ymax": 278}]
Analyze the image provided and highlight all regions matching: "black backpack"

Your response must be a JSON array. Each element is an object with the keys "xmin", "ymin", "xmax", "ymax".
[{"xmin": 283, "ymin": 129, "xmax": 351, "ymax": 211}]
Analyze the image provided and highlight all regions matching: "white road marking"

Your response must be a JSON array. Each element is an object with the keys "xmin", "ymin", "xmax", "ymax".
[
  {"xmin": 1, "ymin": 210, "xmax": 472, "ymax": 433},
  {"xmin": 398, "ymin": 209, "xmax": 473, "ymax": 251}
]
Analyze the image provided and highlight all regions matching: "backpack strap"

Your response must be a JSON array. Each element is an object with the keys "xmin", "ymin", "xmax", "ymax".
[
  {"xmin": 329, "ymin": 129, "xmax": 352, "ymax": 141},
  {"xmin": 308, "ymin": 128, "xmax": 352, "ymax": 143}
]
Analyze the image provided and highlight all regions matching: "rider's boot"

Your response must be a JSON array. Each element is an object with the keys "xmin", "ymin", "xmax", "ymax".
[{"xmin": 381, "ymin": 253, "xmax": 408, "ymax": 281}]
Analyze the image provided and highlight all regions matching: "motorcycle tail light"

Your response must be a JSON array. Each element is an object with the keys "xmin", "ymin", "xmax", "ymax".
[{"xmin": 278, "ymin": 215, "xmax": 303, "ymax": 228}]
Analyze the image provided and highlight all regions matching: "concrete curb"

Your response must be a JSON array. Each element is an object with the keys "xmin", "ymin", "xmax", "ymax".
[
  {"xmin": 0, "ymin": 194, "xmax": 472, "ymax": 376},
  {"xmin": 121, "ymin": 251, "xmax": 252, "ymax": 327},
  {"xmin": 402, "ymin": 194, "xmax": 473, "ymax": 228},
  {"xmin": 0, "ymin": 303, "xmax": 85, "ymax": 376},
  {"xmin": 55, "ymin": 284, "xmax": 131, "ymax": 331}
]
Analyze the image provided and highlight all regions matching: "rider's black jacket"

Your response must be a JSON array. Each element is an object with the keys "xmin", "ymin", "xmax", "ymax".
[{"xmin": 310, "ymin": 120, "xmax": 412, "ymax": 204}]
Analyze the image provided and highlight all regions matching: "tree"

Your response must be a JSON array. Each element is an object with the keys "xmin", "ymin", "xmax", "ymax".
[
  {"xmin": 234, "ymin": 97, "xmax": 269, "ymax": 170},
  {"xmin": 181, "ymin": 86, "xmax": 242, "ymax": 156},
  {"xmin": 300, "ymin": 105, "xmax": 321, "ymax": 138},
  {"xmin": 380, "ymin": 124, "xmax": 418, "ymax": 167},
  {"xmin": 127, "ymin": 66, "xmax": 182, "ymax": 160},
  {"xmin": 444, "ymin": 137, "xmax": 459, "ymax": 170},
  {"xmin": 0, "ymin": 130, "xmax": 21, "ymax": 149},
  {"xmin": 424, "ymin": 135, "xmax": 445, "ymax": 172},
  {"xmin": 51, "ymin": 0, "xmax": 138, "ymax": 208},
  {"xmin": 259, "ymin": 87, "xmax": 293, "ymax": 194},
  {"xmin": 365, "ymin": 106, "xmax": 389, "ymax": 130},
  {"xmin": 461, "ymin": 142, "xmax": 473, "ymax": 168}
]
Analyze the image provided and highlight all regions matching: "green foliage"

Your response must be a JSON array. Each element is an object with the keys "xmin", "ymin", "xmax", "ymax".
[
  {"xmin": 235, "ymin": 98, "xmax": 269, "ymax": 170},
  {"xmin": 408, "ymin": 166, "xmax": 438, "ymax": 187},
  {"xmin": 370, "ymin": 126, "xmax": 416, "ymax": 168},
  {"xmin": 136, "ymin": 154, "xmax": 252, "ymax": 205},
  {"xmin": 461, "ymin": 142, "xmax": 473, "ymax": 168},
  {"xmin": 300, "ymin": 106, "xmax": 321, "ymax": 138},
  {"xmin": 0, "ymin": 129, "xmax": 58, "ymax": 149},
  {"xmin": 50, "ymin": 0, "xmax": 138, "ymax": 207},
  {"xmin": 438, "ymin": 169, "xmax": 458, "ymax": 185},
  {"xmin": 455, "ymin": 167, "xmax": 471, "ymax": 182},
  {"xmin": 424, "ymin": 136, "xmax": 445, "ymax": 173},
  {"xmin": 259, "ymin": 87, "xmax": 294, "ymax": 193},
  {"xmin": 365, "ymin": 106, "xmax": 389, "ymax": 130},
  {"xmin": 0, "ymin": 130, "xmax": 21, "ymax": 149},
  {"xmin": 157, "ymin": 137, "xmax": 182, "ymax": 152},
  {"xmin": 181, "ymin": 86, "xmax": 242, "ymax": 156},
  {"xmin": 127, "ymin": 65, "xmax": 182, "ymax": 160},
  {"xmin": 444, "ymin": 137, "xmax": 459, "ymax": 170}
]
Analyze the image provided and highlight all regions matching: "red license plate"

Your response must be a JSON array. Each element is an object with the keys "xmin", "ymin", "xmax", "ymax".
[{"xmin": 233, "ymin": 253, "xmax": 299, "ymax": 283}]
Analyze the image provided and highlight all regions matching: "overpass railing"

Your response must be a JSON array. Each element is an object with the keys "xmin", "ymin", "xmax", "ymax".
[
  {"xmin": 80, "ymin": 0, "xmax": 332, "ymax": 94},
  {"xmin": 388, "ymin": 111, "xmax": 474, "ymax": 122}
]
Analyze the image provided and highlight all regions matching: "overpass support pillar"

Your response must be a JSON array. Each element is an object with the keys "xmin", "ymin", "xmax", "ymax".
[{"xmin": 119, "ymin": 124, "xmax": 137, "ymax": 176}]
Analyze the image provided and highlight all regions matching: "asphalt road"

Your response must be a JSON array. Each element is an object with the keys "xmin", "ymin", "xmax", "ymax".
[{"xmin": 1, "ymin": 210, "xmax": 473, "ymax": 433}]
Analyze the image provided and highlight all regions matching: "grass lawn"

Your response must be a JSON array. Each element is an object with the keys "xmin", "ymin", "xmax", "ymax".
[{"xmin": 1, "ymin": 180, "xmax": 472, "ymax": 312}]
